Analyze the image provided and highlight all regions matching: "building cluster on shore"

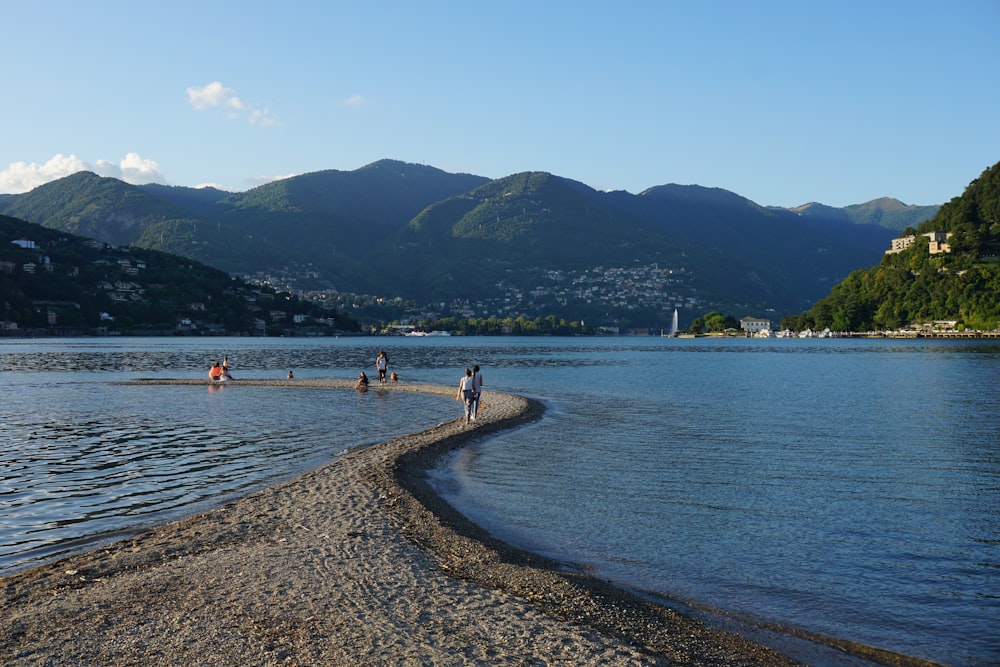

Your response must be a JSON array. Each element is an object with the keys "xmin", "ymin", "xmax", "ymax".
[
  {"xmin": 737, "ymin": 314, "xmax": 1000, "ymax": 339},
  {"xmin": 253, "ymin": 262, "xmax": 704, "ymax": 327},
  {"xmin": 2, "ymin": 235, "xmax": 350, "ymax": 337}
]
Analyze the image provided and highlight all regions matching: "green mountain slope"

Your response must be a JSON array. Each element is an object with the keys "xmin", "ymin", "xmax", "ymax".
[
  {"xmin": 0, "ymin": 161, "xmax": 490, "ymax": 296},
  {"xmin": 139, "ymin": 183, "xmax": 231, "ymax": 217},
  {"xmin": 377, "ymin": 172, "xmax": 690, "ymax": 302},
  {"xmin": 789, "ymin": 161, "xmax": 1000, "ymax": 331},
  {"xmin": 408, "ymin": 172, "xmax": 657, "ymax": 257},
  {"xmin": 789, "ymin": 198, "xmax": 939, "ymax": 231},
  {"xmin": 617, "ymin": 184, "xmax": 896, "ymax": 313},
  {"xmin": 203, "ymin": 160, "xmax": 490, "ymax": 293},
  {"xmin": 0, "ymin": 172, "xmax": 200, "ymax": 246},
  {"xmin": 0, "ymin": 214, "xmax": 358, "ymax": 335},
  {"xmin": 214, "ymin": 159, "xmax": 488, "ymax": 257},
  {"xmin": 0, "ymin": 159, "xmax": 922, "ymax": 327}
]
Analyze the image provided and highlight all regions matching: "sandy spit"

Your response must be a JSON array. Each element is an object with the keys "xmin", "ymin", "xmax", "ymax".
[{"xmin": 1, "ymin": 379, "xmax": 802, "ymax": 666}]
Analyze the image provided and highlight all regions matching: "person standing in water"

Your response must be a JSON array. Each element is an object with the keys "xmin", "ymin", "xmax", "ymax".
[{"xmin": 375, "ymin": 350, "xmax": 389, "ymax": 385}]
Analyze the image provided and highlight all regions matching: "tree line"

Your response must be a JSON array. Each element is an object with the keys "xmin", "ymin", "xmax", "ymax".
[{"xmin": 392, "ymin": 311, "xmax": 747, "ymax": 336}]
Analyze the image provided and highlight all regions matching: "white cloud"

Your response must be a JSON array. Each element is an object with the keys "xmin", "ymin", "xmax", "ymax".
[
  {"xmin": 95, "ymin": 153, "xmax": 166, "ymax": 185},
  {"xmin": 186, "ymin": 81, "xmax": 280, "ymax": 126},
  {"xmin": 248, "ymin": 108, "xmax": 280, "ymax": 126},
  {"xmin": 344, "ymin": 94, "xmax": 367, "ymax": 107},
  {"xmin": 186, "ymin": 81, "xmax": 239, "ymax": 110},
  {"xmin": 0, "ymin": 153, "xmax": 167, "ymax": 194},
  {"xmin": 0, "ymin": 154, "xmax": 87, "ymax": 193}
]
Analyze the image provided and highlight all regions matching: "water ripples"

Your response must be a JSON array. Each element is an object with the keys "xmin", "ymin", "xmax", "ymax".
[
  {"xmin": 431, "ymin": 338, "xmax": 1000, "ymax": 667},
  {"xmin": 2, "ymin": 336, "xmax": 998, "ymax": 667},
  {"xmin": 1, "ymin": 380, "xmax": 455, "ymax": 572}
]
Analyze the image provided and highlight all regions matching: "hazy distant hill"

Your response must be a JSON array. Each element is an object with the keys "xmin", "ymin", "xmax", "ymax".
[
  {"xmin": 787, "ymin": 198, "xmax": 939, "ymax": 231},
  {"xmin": 609, "ymin": 183, "xmax": 900, "ymax": 309},
  {"xmin": 0, "ymin": 159, "xmax": 918, "ymax": 326}
]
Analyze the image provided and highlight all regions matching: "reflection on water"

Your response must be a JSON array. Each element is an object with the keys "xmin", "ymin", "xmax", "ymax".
[
  {"xmin": 432, "ymin": 338, "xmax": 1000, "ymax": 667},
  {"xmin": 1, "ymin": 376, "xmax": 454, "ymax": 573},
  {"xmin": 2, "ymin": 336, "xmax": 999, "ymax": 667}
]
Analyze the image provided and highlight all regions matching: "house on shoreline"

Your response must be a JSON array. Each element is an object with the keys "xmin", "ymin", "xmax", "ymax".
[{"xmin": 740, "ymin": 316, "xmax": 772, "ymax": 336}]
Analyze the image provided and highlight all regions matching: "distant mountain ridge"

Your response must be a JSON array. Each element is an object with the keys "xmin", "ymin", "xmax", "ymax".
[
  {"xmin": 787, "ymin": 197, "xmax": 940, "ymax": 231},
  {"xmin": 0, "ymin": 159, "xmax": 940, "ymax": 327}
]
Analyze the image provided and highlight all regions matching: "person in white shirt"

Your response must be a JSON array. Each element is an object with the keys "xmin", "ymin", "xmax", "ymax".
[
  {"xmin": 456, "ymin": 368, "xmax": 476, "ymax": 423},
  {"xmin": 375, "ymin": 350, "xmax": 389, "ymax": 384}
]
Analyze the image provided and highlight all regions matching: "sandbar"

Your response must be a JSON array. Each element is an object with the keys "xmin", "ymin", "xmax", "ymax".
[{"xmin": 2, "ymin": 379, "xmax": 804, "ymax": 665}]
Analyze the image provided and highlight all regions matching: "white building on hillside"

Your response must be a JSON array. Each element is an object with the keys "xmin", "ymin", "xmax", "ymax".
[{"xmin": 885, "ymin": 231, "xmax": 953, "ymax": 255}]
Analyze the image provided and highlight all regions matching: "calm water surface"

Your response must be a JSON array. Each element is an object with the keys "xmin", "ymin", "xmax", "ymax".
[{"xmin": 1, "ymin": 336, "xmax": 997, "ymax": 667}]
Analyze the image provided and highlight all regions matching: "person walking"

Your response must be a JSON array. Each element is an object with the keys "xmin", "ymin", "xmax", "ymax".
[
  {"xmin": 471, "ymin": 364, "xmax": 484, "ymax": 420},
  {"xmin": 456, "ymin": 368, "xmax": 476, "ymax": 423},
  {"xmin": 376, "ymin": 350, "xmax": 389, "ymax": 384}
]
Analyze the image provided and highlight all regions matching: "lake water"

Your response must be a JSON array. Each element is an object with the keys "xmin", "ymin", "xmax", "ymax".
[{"xmin": 1, "ymin": 336, "xmax": 997, "ymax": 667}]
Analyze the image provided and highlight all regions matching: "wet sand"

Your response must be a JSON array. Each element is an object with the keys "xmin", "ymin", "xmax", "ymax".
[{"xmin": 1, "ymin": 379, "xmax": 805, "ymax": 666}]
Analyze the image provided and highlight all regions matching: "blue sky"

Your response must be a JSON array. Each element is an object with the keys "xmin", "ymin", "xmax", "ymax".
[{"xmin": 2, "ymin": 1, "xmax": 997, "ymax": 207}]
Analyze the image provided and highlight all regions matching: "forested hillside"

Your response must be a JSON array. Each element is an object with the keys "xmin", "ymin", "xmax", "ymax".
[
  {"xmin": 784, "ymin": 161, "xmax": 1000, "ymax": 332},
  {"xmin": 0, "ymin": 215, "xmax": 358, "ymax": 335},
  {"xmin": 0, "ymin": 159, "xmax": 920, "ymax": 328}
]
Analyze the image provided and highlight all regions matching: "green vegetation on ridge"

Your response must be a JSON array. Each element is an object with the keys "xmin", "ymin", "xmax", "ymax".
[
  {"xmin": 783, "ymin": 161, "xmax": 1000, "ymax": 332},
  {"xmin": 0, "ymin": 159, "xmax": 946, "ymax": 330},
  {"xmin": 0, "ymin": 214, "xmax": 359, "ymax": 335}
]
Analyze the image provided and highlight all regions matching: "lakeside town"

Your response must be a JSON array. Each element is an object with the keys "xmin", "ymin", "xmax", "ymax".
[
  {"xmin": 244, "ymin": 261, "xmax": 704, "ymax": 329},
  {"xmin": 4, "ymin": 230, "xmax": 999, "ymax": 338}
]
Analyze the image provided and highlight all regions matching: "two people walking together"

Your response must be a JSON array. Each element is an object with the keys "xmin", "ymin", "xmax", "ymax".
[{"xmin": 457, "ymin": 365, "xmax": 484, "ymax": 424}]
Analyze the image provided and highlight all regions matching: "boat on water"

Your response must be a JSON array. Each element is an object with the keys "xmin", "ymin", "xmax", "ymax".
[{"xmin": 403, "ymin": 330, "xmax": 452, "ymax": 337}]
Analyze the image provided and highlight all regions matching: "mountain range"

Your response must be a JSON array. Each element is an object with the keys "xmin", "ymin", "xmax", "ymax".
[{"xmin": 0, "ymin": 160, "xmax": 940, "ymax": 329}]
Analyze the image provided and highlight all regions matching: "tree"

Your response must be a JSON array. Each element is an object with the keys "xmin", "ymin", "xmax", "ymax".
[
  {"xmin": 702, "ymin": 311, "xmax": 737, "ymax": 332},
  {"xmin": 786, "ymin": 161, "xmax": 1000, "ymax": 332}
]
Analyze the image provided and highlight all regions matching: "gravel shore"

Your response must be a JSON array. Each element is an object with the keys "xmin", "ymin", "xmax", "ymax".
[{"xmin": 2, "ymin": 379, "xmax": 803, "ymax": 666}]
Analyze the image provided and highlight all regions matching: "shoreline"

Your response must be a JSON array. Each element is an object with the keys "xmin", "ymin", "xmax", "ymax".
[{"xmin": 0, "ymin": 380, "xmax": 929, "ymax": 665}]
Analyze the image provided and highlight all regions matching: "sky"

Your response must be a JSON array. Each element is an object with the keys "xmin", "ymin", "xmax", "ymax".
[{"xmin": 2, "ymin": 1, "xmax": 998, "ymax": 208}]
